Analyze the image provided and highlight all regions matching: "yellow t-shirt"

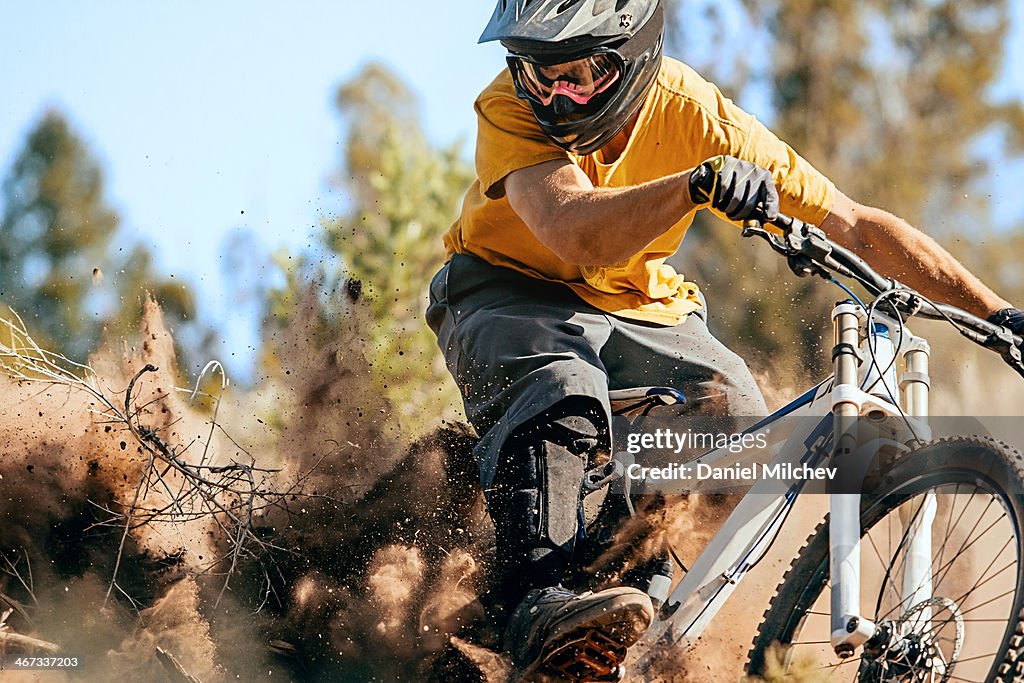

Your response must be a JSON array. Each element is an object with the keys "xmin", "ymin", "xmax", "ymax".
[{"xmin": 443, "ymin": 56, "xmax": 835, "ymax": 325}]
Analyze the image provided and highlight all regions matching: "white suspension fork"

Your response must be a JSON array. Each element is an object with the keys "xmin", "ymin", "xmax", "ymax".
[
  {"xmin": 829, "ymin": 306, "xmax": 935, "ymax": 656},
  {"xmin": 900, "ymin": 339, "xmax": 934, "ymax": 628},
  {"xmin": 830, "ymin": 303, "xmax": 875, "ymax": 655}
]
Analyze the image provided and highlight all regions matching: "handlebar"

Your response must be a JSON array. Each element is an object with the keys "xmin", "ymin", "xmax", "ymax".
[{"xmin": 739, "ymin": 212, "xmax": 1024, "ymax": 377}]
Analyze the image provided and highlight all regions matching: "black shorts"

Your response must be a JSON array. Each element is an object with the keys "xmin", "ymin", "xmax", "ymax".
[{"xmin": 426, "ymin": 253, "xmax": 767, "ymax": 488}]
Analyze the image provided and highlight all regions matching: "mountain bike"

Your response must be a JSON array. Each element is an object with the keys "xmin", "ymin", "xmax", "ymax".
[{"xmin": 573, "ymin": 213, "xmax": 1024, "ymax": 682}]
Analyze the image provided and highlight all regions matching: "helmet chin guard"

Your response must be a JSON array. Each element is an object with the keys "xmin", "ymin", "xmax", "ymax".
[{"xmin": 481, "ymin": 0, "xmax": 664, "ymax": 155}]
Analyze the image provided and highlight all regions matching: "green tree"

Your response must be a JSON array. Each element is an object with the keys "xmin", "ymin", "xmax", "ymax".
[
  {"xmin": 663, "ymin": 1, "xmax": 1024, "ymax": 381},
  {"xmin": 320, "ymin": 63, "xmax": 473, "ymax": 430},
  {"xmin": 0, "ymin": 109, "xmax": 204, "ymax": 365},
  {"xmin": 0, "ymin": 110, "xmax": 118, "ymax": 359}
]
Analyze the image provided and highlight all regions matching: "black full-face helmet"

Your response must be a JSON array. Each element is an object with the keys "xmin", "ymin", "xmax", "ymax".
[{"xmin": 480, "ymin": 0, "xmax": 664, "ymax": 155}]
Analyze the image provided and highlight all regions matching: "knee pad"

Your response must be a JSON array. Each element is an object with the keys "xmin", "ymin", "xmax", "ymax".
[{"xmin": 510, "ymin": 397, "xmax": 606, "ymax": 461}]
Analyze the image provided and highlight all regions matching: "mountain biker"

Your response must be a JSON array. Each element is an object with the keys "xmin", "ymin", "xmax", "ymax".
[{"xmin": 425, "ymin": 0, "xmax": 1024, "ymax": 678}]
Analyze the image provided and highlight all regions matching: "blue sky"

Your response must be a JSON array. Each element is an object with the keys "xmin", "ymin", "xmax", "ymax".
[
  {"xmin": 2, "ymin": 2, "xmax": 1022, "ymax": 379},
  {"xmin": 1, "ymin": 1, "xmax": 507, "ymax": 376}
]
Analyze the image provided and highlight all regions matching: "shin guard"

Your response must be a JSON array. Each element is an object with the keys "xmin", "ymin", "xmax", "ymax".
[{"xmin": 489, "ymin": 399, "xmax": 605, "ymax": 604}]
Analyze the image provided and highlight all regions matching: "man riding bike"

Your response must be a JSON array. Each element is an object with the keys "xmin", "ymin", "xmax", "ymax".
[{"xmin": 425, "ymin": 0, "xmax": 1024, "ymax": 679}]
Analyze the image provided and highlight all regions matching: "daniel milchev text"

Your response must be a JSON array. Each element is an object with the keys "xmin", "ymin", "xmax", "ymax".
[{"xmin": 626, "ymin": 461, "xmax": 838, "ymax": 482}]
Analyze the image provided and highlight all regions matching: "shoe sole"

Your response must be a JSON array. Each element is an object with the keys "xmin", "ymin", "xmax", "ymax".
[{"xmin": 516, "ymin": 589, "xmax": 653, "ymax": 682}]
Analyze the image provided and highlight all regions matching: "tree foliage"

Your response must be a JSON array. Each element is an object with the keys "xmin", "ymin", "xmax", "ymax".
[
  {"xmin": 326, "ymin": 63, "xmax": 473, "ymax": 430},
  {"xmin": 0, "ymin": 110, "xmax": 201, "ymax": 364},
  {"xmin": 663, "ymin": 0, "xmax": 1024, "ymax": 379},
  {"xmin": 267, "ymin": 63, "xmax": 473, "ymax": 432},
  {"xmin": 739, "ymin": 0, "xmax": 1024, "ymax": 226},
  {"xmin": 1, "ymin": 111, "xmax": 118, "ymax": 359}
]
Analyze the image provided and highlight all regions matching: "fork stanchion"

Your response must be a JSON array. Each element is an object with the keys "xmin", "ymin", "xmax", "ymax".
[
  {"xmin": 901, "ymin": 338, "xmax": 931, "ymax": 421},
  {"xmin": 829, "ymin": 302, "xmax": 876, "ymax": 655}
]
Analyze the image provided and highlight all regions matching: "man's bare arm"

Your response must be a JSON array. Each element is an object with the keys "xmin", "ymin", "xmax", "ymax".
[
  {"xmin": 821, "ymin": 191, "xmax": 1010, "ymax": 318},
  {"xmin": 505, "ymin": 159, "xmax": 699, "ymax": 266}
]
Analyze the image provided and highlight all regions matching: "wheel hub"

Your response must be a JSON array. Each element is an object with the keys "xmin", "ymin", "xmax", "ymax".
[{"xmin": 860, "ymin": 597, "xmax": 964, "ymax": 682}]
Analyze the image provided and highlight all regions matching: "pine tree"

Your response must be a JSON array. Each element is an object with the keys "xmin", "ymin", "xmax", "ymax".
[
  {"xmin": 0, "ymin": 110, "xmax": 203, "ymax": 364},
  {"xmin": 0, "ymin": 110, "xmax": 118, "ymax": 359}
]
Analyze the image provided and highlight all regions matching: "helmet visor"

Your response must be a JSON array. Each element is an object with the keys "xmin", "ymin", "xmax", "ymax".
[{"xmin": 509, "ymin": 52, "xmax": 622, "ymax": 108}]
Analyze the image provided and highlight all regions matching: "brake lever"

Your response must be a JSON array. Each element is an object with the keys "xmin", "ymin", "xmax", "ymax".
[
  {"xmin": 740, "ymin": 221, "xmax": 788, "ymax": 253},
  {"xmin": 985, "ymin": 325, "xmax": 1024, "ymax": 379},
  {"xmin": 742, "ymin": 218, "xmax": 833, "ymax": 280},
  {"xmin": 782, "ymin": 217, "xmax": 832, "ymax": 261}
]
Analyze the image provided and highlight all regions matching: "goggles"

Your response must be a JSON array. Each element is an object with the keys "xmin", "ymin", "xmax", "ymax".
[{"xmin": 508, "ymin": 50, "xmax": 623, "ymax": 107}]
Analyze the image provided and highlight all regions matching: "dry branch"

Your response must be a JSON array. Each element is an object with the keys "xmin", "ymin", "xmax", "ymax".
[
  {"xmin": 0, "ymin": 631, "xmax": 61, "ymax": 654},
  {"xmin": 155, "ymin": 646, "xmax": 204, "ymax": 683},
  {"xmin": 0, "ymin": 310, "xmax": 319, "ymax": 609},
  {"xmin": 0, "ymin": 593, "xmax": 33, "ymax": 630}
]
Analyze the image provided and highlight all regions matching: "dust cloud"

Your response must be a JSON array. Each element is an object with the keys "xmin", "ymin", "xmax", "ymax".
[{"xmin": 1, "ymin": 293, "xmax": 1021, "ymax": 682}]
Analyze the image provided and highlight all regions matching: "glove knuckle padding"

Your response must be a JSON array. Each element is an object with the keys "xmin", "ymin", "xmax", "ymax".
[
  {"xmin": 727, "ymin": 179, "xmax": 751, "ymax": 218},
  {"xmin": 736, "ymin": 165, "xmax": 755, "ymax": 186},
  {"xmin": 718, "ymin": 167, "xmax": 737, "ymax": 207}
]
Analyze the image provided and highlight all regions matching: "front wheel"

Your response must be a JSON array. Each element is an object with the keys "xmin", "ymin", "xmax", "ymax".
[{"xmin": 746, "ymin": 437, "xmax": 1024, "ymax": 682}]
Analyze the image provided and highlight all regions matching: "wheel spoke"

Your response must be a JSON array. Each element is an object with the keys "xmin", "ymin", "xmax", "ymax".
[
  {"xmin": 803, "ymin": 657, "xmax": 863, "ymax": 671},
  {"xmin": 934, "ymin": 483, "xmax": 963, "ymax": 578},
  {"xmin": 898, "ymin": 491, "xmax": 1004, "ymax": 619},
  {"xmin": 932, "ymin": 502, "xmax": 1002, "ymax": 591},
  {"xmin": 957, "ymin": 587, "xmax": 1017, "ymax": 618},
  {"xmin": 936, "ymin": 495, "xmax": 995, "ymax": 582},
  {"xmin": 953, "ymin": 651, "xmax": 1000, "ymax": 664},
  {"xmin": 874, "ymin": 493, "xmax": 932, "ymax": 622},
  {"xmin": 947, "ymin": 558, "xmax": 1016, "ymax": 610},
  {"xmin": 865, "ymin": 527, "xmax": 903, "ymax": 617}
]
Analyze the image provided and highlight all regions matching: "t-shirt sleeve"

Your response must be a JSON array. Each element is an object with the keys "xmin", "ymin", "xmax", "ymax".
[
  {"xmin": 474, "ymin": 85, "xmax": 570, "ymax": 199},
  {"xmin": 674, "ymin": 72, "xmax": 835, "ymax": 226},
  {"xmin": 740, "ymin": 116, "xmax": 836, "ymax": 226}
]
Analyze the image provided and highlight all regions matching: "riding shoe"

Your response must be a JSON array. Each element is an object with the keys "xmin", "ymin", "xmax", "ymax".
[{"xmin": 504, "ymin": 586, "xmax": 654, "ymax": 682}]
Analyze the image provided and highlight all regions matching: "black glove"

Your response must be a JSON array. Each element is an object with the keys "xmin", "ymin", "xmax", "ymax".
[
  {"xmin": 988, "ymin": 307, "xmax": 1024, "ymax": 336},
  {"xmin": 688, "ymin": 155, "xmax": 780, "ymax": 223}
]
